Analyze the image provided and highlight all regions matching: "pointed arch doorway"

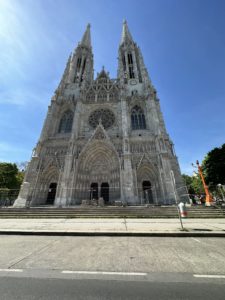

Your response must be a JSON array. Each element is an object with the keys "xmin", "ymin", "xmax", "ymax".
[
  {"xmin": 101, "ymin": 182, "xmax": 109, "ymax": 203},
  {"xmin": 90, "ymin": 183, "xmax": 98, "ymax": 200},
  {"xmin": 46, "ymin": 183, "xmax": 57, "ymax": 205},
  {"xmin": 142, "ymin": 181, "xmax": 153, "ymax": 204},
  {"xmin": 74, "ymin": 139, "xmax": 120, "ymax": 205}
]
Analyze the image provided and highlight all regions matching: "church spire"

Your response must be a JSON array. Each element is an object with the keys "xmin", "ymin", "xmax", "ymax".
[
  {"xmin": 80, "ymin": 23, "xmax": 91, "ymax": 48},
  {"xmin": 67, "ymin": 24, "xmax": 94, "ymax": 85},
  {"xmin": 118, "ymin": 20, "xmax": 151, "ymax": 87},
  {"xmin": 120, "ymin": 20, "xmax": 134, "ymax": 45}
]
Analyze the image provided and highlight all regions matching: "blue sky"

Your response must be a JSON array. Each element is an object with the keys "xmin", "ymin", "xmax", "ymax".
[{"xmin": 0, "ymin": 0, "xmax": 225, "ymax": 174}]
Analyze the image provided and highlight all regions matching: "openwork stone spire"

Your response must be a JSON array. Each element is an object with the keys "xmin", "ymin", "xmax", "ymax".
[
  {"xmin": 80, "ymin": 23, "xmax": 91, "ymax": 48},
  {"xmin": 120, "ymin": 20, "xmax": 134, "ymax": 45}
]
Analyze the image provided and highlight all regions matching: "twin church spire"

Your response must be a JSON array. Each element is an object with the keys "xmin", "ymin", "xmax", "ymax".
[
  {"xmin": 79, "ymin": 20, "xmax": 135, "ymax": 50},
  {"xmin": 80, "ymin": 20, "xmax": 134, "ymax": 49},
  {"xmin": 58, "ymin": 21, "xmax": 149, "ymax": 89}
]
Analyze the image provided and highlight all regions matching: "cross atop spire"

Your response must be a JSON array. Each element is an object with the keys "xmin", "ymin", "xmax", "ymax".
[
  {"xmin": 80, "ymin": 23, "xmax": 91, "ymax": 48},
  {"xmin": 120, "ymin": 20, "xmax": 134, "ymax": 45}
]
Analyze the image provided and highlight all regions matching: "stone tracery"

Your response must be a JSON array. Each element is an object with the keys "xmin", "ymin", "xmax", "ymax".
[
  {"xmin": 88, "ymin": 109, "xmax": 115, "ymax": 129},
  {"xmin": 14, "ymin": 22, "xmax": 187, "ymax": 208}
]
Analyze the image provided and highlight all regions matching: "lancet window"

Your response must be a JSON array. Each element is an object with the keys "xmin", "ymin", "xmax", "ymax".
[
  {"xmin": 58, "ymin": 110, "xmax": 74, "ymax": 133},
  {"xmin": 77, "ymin": 57, "xmax": 82, "ymax": 71},
  {"xmin": 80, "ymin": 58, "xmax": 86, "ymax": 82},
  {"xmin": 128, "ymin": 52, "xmax": 135, "ymax": 79},
  {"xmin": 122, "ymin": 55, "xmax": 126, "ymax": 71},
  {"xmin": 131, "ymin": 106, "xmax": 146, "ymax": 130},
  {"xmin": 74, "ymin": 57, "xmax": 82, "ymax": 83}
]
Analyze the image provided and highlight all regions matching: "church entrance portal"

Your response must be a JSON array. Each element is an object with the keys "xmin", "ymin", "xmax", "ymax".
[
  {"xmin": 75, "ymin": 140, "xmax": 120, "ymax": 204},
  {"xmin": 46, "ymin": 183, "xmax": 57, "ymax": 205},
  {"xmin": 90, "ymin": 183, "xmax": 98, "ymax": 200},
  {"xmin": 101, "ymin": 182, "xmax": 109, "ymax": 203},
  {"xmin": 142, "ymin": 181, "xmax": 153, "ymax": 204}
]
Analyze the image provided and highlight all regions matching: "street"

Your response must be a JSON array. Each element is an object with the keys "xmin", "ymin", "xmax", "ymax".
[
  {"xmin": 0, "ymin": 235, "xmax": 225, "ymax": 299},
  {"xmin": 0, "ymin": 276, "xmax": 225, "ymax": 300}
]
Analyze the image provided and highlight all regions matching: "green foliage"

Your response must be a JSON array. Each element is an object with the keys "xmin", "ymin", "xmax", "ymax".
[
  {"xmin": 16, "ymin": 171, "xmax": 25, "ymax": 187},
  {"xmin": 0, "ymin": 163, "xmax": 25, "ymax": 203},
  {"xmin": 191, "ymin": 175, "xmax": 204, "ymax": 194},
  {"xmin": 202, "ymin": 143, "xmax": 225, "ymax": 187},
  {"xmin": 182, "ymin": 174, "xmax": 204, "ymax": 195},
  {"xmin": 0, "ymin": 163, "xmax": 20, "ymax": 189},
  {"xmin": 183, "ymin": 143, "xmax": 225, "ymax": 199}
]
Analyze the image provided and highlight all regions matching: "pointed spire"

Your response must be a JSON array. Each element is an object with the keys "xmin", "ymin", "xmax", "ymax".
[
  {"xmin": 120, "ymin": 20, "xmax": 134, "ymax": 45},
  {"xmin": 80, "ymin": 23, "xmax": 91, "ymax": 48},
  {"xmin": 57, "ymin": 53, "xmax": 72, "ymax": 90}
]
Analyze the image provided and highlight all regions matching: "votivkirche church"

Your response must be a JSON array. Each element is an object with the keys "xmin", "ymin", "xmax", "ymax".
[{"xmin": 14, "ymin": 21, "xmax": 187, "ymax": 207}]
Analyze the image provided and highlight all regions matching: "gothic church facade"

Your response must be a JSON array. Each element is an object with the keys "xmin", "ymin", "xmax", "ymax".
[{"xmin": 14, "ymin": 22, "xmax": 187, "ymax": 207}]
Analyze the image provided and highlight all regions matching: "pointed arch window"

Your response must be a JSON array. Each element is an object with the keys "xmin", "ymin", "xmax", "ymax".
[
  {"xmin": 127, "ymin": 52, "xmax": 135, "ymax": 79},
  {"xmin": 127, "ymin": 53, "xmax": 133, "ymax": 64},
  {"xmin": 131, "ymin": 106, "xmax": 146, "ymax": 130},
  {"xmin": 77, "ymin": 57, "xmax": 82, "ymax": 71},
  {"xmin": 80, "ymin": 58, "xmax": 86, "ymax": 82},
  {"xmin": 58, "ymin": 110, "xmax": 74, "ymax": 133},
  {"xmin": 122, "ymin": 55, "xmax": 126, "ymax": 71}
]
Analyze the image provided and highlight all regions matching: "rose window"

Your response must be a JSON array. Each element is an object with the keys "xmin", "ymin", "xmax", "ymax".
[{"xmin": 88, "ymin": 109, "xmax": 115, "ymax": 129}]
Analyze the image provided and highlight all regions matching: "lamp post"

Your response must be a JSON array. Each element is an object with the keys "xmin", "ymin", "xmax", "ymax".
[{"xmin": 193, "ymin": 160, "xmax": 213, "ymax": 207}]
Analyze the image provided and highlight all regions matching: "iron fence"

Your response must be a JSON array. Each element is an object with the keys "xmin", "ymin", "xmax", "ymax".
[{"xmin": 0, "ymin": 189, "xmax": 19, "ymax": 207}]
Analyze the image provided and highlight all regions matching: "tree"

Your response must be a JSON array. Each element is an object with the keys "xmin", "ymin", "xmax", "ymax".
[
  {"xmin": 182, "ymin": 174, "xmax": 195, "ymax": 194},
  {"xmin": 190, "ymin": 175, "xmax": 204, "ymax": 194},
  {"xmin": 0, "ymin": 163, "xmax": 20, "ymax": 189},
  {"xmin": 202, "ymin": 143, "xmax": 225, "ymax": 188},
  {"xmin": 0, "ymin": 163, "xmax": 24, "ymax": 204},
  {"xmin": 182, "ymin": 174, "xmax": 204, "ymax": 195}
]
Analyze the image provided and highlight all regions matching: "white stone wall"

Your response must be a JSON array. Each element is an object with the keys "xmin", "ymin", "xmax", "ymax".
[{"xmin": 14, "ymin": 23, "xmax": 188, "ymax": 208}]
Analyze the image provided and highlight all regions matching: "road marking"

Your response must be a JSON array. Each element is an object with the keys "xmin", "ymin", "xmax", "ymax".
[
  {"xmin": 62, "ymin": 270, "xmax": 147, "ymax": 276},
  {"xmin": 191, "ymin": 238, "xmax": 201, "ymax": 243},
  {"xmin": 0, "ymin": 269, "xmax": 23, "ymax": 272},
  {"xmin": 194, "ymin": 274, "xmax": 225, "ymax": 279}
]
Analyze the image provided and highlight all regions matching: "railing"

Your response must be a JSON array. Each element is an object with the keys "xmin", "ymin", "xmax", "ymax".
[{"xmin": 0, "ymin": 189, "xmax": 19, "ymax": 207}]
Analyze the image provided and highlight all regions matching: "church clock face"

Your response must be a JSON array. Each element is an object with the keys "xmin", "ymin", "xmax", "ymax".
[{"xmin": 88, "ymin": 108, "xmax": 115, "ymax": 129}]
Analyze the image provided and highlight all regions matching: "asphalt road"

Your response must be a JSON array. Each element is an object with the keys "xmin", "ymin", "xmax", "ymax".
[
  {"xmin": 1, "ymin": 236, "xmax": 225, "ymax": 274},
  {"xmin": 0, "ymin": 235, "xmax": 225, "ymax": 299},
  {"xmin": 0, "ymin": 276, "xmax": 225, "ymax": 300}
]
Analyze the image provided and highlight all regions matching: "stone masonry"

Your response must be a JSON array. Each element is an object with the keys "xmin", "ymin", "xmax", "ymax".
[{"xmin": 14, "ymin": 21, "xmax": 188, "ymax": 207}]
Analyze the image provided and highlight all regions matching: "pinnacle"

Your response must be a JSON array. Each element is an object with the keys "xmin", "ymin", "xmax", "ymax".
[
  {"xmin": 80, "ymin": 23, "xmax": 91, "ymax": 48},
  {"xmin": 120, "ymin": 20, "xmax": 134, "ymax": 45}
]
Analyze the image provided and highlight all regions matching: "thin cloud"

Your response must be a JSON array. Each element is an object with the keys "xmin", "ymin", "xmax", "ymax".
[
  {"xmin": 0, "ymin": 88, "xmax": 50, "ymax": 106},
  {"xmin": 0, "ymin": 142, "xmax": 30, "ymax": 162},
  {"xmin": 0, "ymin": 0, "xmax": 64, "ymax": 83}
]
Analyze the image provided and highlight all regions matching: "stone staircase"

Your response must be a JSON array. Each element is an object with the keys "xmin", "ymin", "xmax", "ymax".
[{"xmin": 0, "ymin": 206, "xmax": 224, "ymax": 218}]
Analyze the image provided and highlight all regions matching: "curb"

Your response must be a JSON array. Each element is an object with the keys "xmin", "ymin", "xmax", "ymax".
[{"xmin": 0, "ymin": 231, "xmax": 225, "ymax": 237}]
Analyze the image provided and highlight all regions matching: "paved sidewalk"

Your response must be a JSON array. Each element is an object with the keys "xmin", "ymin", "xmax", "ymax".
[{"xmin": 0, "ymin": 218, "xmax": 225, "ymax": 236}]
